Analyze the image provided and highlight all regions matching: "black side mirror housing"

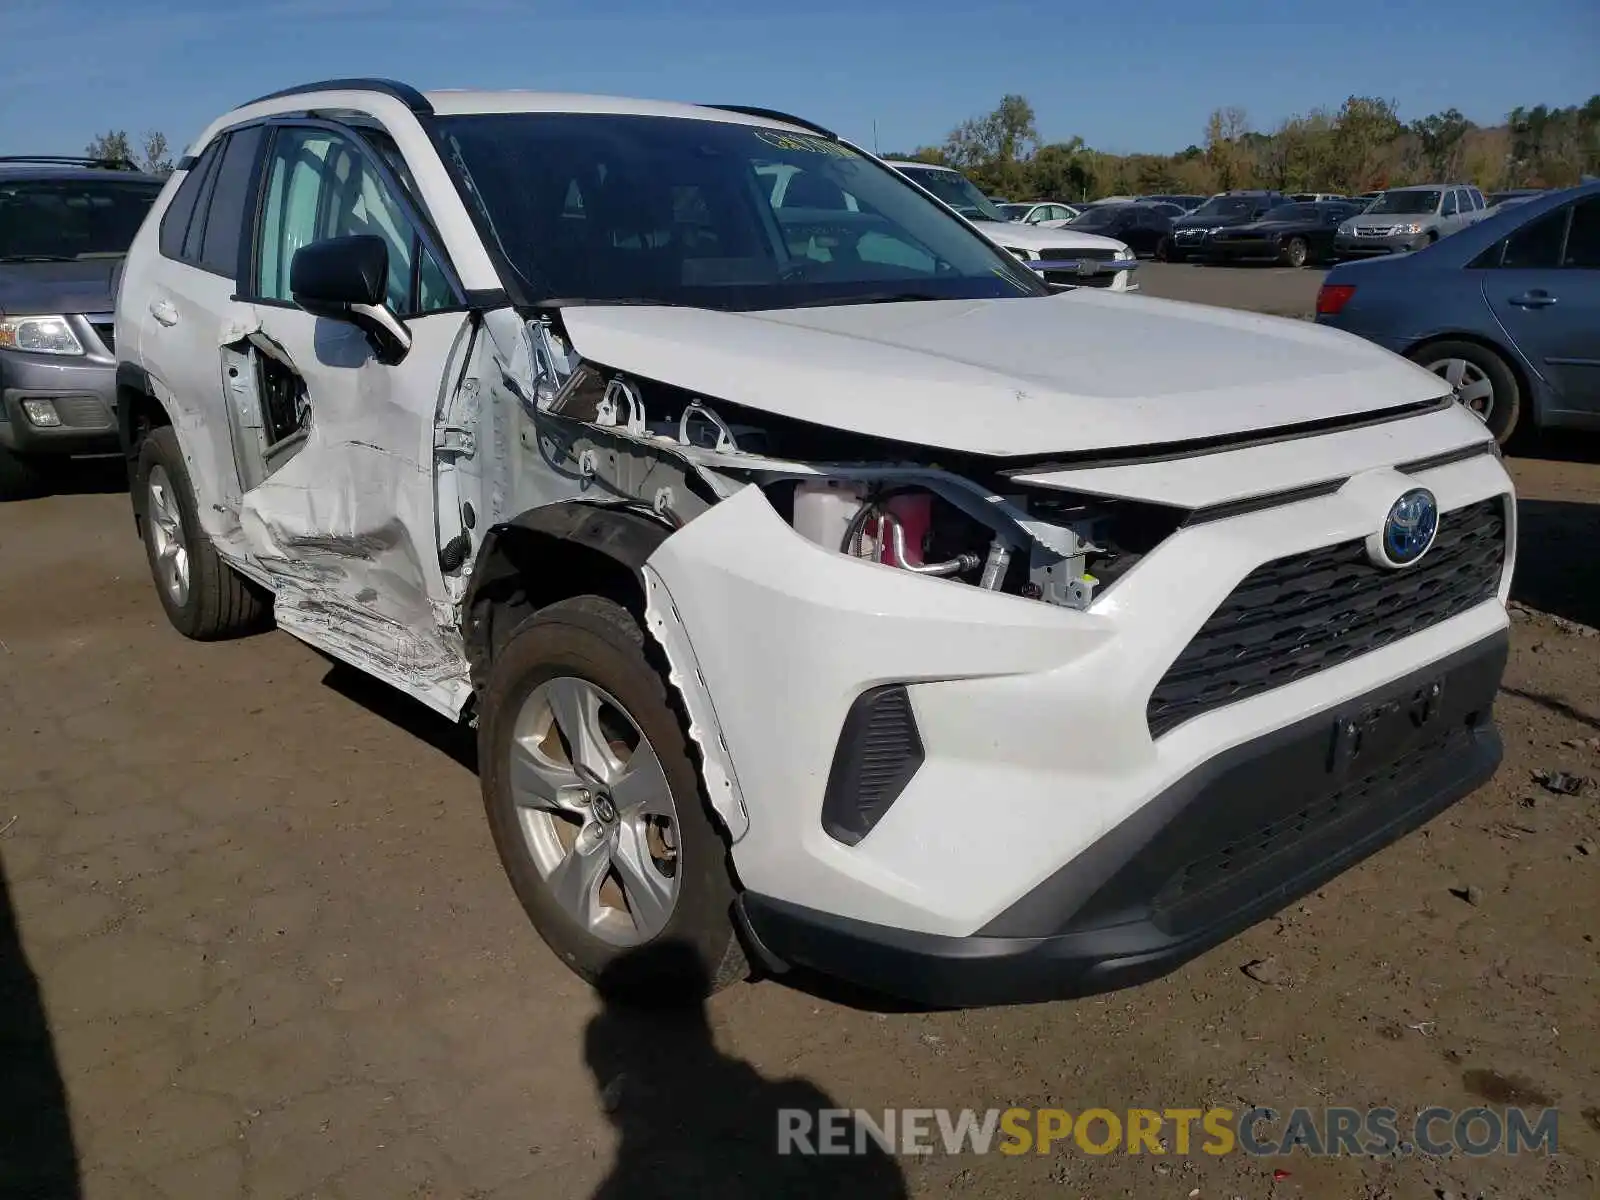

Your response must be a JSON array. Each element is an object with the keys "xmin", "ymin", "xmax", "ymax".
[{"xmin": 290, "ymin": 235, "xmax": 411, "ymax": 364}]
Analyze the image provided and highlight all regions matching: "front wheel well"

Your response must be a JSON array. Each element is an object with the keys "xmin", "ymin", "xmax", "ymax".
[
  {"xmin": 115, "ymin": 371, "xmax": 172, "ymax": 528},
  {"xmin": 461, "ymin": 505, "xmax": 675, "ymax": 695}
]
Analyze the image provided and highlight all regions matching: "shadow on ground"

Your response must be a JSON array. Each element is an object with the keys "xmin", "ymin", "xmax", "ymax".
[
  {"xmin": 3, "ymin": 453, "xmax": 127, "ymax": 501},
  {"xmin": 0, "ymin": 853, "xmax": 80, "ymax": 1199},
  {"xmin": 1512, "ymin": 498, "xmax": 1600, "ymax": 630},
  {"xmin": 585, "ymin": 942, "xmax": 909, "ymax": 1199},
  {"xmin": 320, "ymin": 661, "xmax": 479, "ymax": 773}
]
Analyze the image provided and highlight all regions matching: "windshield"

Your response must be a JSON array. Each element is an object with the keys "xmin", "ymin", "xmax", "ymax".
[
  {"xmin": 0, "ymin": 177, "xmax": 161, "ymax": 261},
  {"xmin": 437, "ymin": 115, "xmax": 1043, "ymax": 310},
  {"xmin": 997, "ymin": 203, "xmax": 1033, "ymax": 221},
  {"xmin": 1188, "ymin": 196, "xmax": 1262, "ymax": 219},
  {"xmin": 896, "ymin": 166, "xmax": 1007, "ymax": 222},
  {"xmin": 1070, "ymin": 205, "xmax": 1125, "ymax": 228},
  {"xmin": 1367, "ymin": 190, "xmax": 1441, "ymax": 215}
]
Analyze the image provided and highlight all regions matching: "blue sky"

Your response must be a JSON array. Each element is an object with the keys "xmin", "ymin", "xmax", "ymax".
[{"xmin": 5, "ymin": 0, "xmax": 1595, "ymax": 160}]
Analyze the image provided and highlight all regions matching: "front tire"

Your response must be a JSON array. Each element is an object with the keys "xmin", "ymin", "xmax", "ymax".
[
  {"xmin": 135, "ymin": 426, "xmax": 270, "ymax": 639},
  {"xmin": 1282, "ymin": 237, "xmax": 1309, "ymax": 268},
  {"xmin": 1409, "ymin": 340, "xmax": 1522, "ymax": 445},
  {"xmin": 478, "ymin": 595, "xmax": 747, "ymax": 1005}
]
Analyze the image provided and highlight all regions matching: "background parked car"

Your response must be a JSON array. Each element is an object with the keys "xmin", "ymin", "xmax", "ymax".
[
  {"xmin": 1315, "ymin": 181, "xmax": 1600, "ymax": 444},
  {"xmin": 1332, "ymin": 183, "xmax": 1487, "ymax": 259},
  {"xmin": 887, "ymin": 161, "xmax": 1138, "ymax": 290},
  {"xmin": 996, "ymin": 201, "xmax": 1080, "ymax": 227},
  {"xmin": 1207, "ymin": 200, "xmax": 1366, "ymax": 266},
  {"xmin": 1066, "ymin": 201, "xmax": 1175, "ymax": 257},
  {"xmin": 1164, "ymin": 189, "xmax": 1292, "ymax": 261},
  {"xmin": 0, "ymin": 156, "xmax": 165, "ymax": 498},
  {"xmin": 1290, "ymin": 192, "xmax": 1353, "ymax": 203}
]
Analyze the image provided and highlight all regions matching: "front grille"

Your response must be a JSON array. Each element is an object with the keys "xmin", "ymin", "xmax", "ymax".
[
  {"xmin": 1356, "ymin": 225, "xmax": 1395, "ymax": 237},
  {"xmin": 90, "ymin": 321, "xmax": 115, "ymax": 352},
  {"xmin": 1040, "ymin": 246, "xmax": 1116, "ymax": 262},
  {"xmin": 1147, "ymin": 497, "xmax": 1506, "ymax": 737}
]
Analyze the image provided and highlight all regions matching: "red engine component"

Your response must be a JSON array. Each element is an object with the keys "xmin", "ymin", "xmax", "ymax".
[{"xmin": 870, "ymin": 493, "xmax": 933, "ymax": 567}]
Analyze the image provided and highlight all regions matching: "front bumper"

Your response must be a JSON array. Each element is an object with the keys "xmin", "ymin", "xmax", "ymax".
[
  {"xmin": 0, "ymin": 319, "xmax": 119, "ymax": 456},
  {"xmin": 646, "ymin": 441, "xmax": 1511, "ymax": 943},
  {"xmin": 1334, "ymin": 232, "xmax": 1428, "ymax": 258},
  {"xmin": 737, "ymin": 632, "xmax": 1505, "ymax": 1006}
]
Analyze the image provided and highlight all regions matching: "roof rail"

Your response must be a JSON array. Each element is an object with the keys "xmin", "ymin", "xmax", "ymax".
[
  {"xmin": 0, "ymin": 154, "xmax": 141, "ymax": 171},
  {"xmin": 241, "ymin": 78, "xmax": 433, "ymax": 116},
  {"xmin": 704, "ymin": 105, "xmax": 836, "ymax": 140}
]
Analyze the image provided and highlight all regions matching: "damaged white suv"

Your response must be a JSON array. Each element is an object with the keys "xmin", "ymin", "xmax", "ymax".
[{"xmin": 116, "ymin": 80, "xmax": 1516, "ymax": 1007}]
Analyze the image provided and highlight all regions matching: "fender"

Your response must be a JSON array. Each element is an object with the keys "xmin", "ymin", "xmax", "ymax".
[
  {"xmin": 460, "ymin": 498, "xmax": 751, "ymax": 839},
  {"xmin": 461, "ymin": 499, "xmax": 675, "ymax": 685}
]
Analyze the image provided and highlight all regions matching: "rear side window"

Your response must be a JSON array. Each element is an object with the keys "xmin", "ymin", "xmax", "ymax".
[
  {"xmin": 158, "ymin": 128, "xmax": 263, "ymax": 279},
  {"xmin": 197, "ymin": 126, "xmax": 263, "ymax": 277},
  {"xmin": 158, "ymin": 142, "xmax": 221, "ymax": 260}
]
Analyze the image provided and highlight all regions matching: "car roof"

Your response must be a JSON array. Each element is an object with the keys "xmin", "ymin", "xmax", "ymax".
[
  {"xmin": 0, "ymin": 162, "xmax": 163, "ymax": 184},
  {"xmin": 1382, "ymin": 183, "xmax": 1467, "ymax": 191},
  {"xmin": 197, "ymin": 80, "xmax": 836, "ymax": 155}
]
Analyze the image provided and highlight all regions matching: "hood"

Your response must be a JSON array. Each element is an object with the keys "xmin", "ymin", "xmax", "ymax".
[
  {"xmin": 0, "ymin": 258, "xmax": 122, "ymax": 317},
  {"xmin": 558, "ymin": 291, "xmax": 1452, "ymax": 457},
  {"xmin": 969, "ymin": 220, "xmax": 1127, "ymax": 253}
]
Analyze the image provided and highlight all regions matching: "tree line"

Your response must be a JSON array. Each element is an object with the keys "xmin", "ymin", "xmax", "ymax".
[
  {"xmin": 889, "ymin": 94, "xmax": 1600, "ymax": 201},
  {"xmin": 83, "ymin": 130, "xmax": 174, "ymax": 175},
  {"xmin": 85, "ymin": 91, "xmax": 1600, "ymax": 201}
]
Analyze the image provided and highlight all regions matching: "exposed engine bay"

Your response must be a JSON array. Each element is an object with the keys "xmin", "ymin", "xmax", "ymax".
[{"xmin": 511, "ymin": 315, "xmax": 1186, "ymax": 611}]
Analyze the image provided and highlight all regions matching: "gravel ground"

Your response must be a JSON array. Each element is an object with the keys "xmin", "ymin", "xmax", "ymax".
[{"xmin": 1, "ymin": 265, "xmax": 1596, "ymax": 1200}]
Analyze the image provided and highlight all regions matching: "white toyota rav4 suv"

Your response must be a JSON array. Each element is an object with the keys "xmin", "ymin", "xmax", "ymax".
[{"xmin": 115, "ymin": 80, "xmax": 1514, "ymax": 1007}]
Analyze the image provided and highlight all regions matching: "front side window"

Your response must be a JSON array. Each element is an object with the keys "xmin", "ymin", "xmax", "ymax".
[
  {"xmin": 0, "ymin": 176, "xmax": 162, "ymax": 262},
  {"xmin": 437, "ymin": 115, "xmax": 1043, "ymax": 310},
  {"xmin": 254, "ymin": 127, "xmax": 449, "ymax": 314}
]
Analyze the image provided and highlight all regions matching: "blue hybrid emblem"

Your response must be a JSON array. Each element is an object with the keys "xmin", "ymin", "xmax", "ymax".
[{"xmin": 1381, "ymin": 488, "xmax": 1439, "ymax": 566}]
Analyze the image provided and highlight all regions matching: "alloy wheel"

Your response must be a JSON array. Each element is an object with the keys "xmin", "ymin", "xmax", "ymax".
[
  {"xmin": 1424, "ymin": 356, "xmax": 1495, "ymax": 423},
  {"xmin": 146, "ymin": 465, "xmax": 190, "ymax": 607},
  {"xmin": 509, "ymin": 676, "xmax": 681, "ymax": 946}
]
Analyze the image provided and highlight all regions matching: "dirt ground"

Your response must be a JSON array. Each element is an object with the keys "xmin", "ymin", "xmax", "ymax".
[{"xmin": 2, "ymin": 264, "xmax": 1597, "ymax": 1200}]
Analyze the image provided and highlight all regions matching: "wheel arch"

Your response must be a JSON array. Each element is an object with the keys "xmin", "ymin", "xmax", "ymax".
[
  {"xmin": 461, "ymin": 500, "xmax": 675, "ymax": 695},
  {"xmin": 115, "ymin": 362, "xmax": 172, "ymax": 529},
  {"xmin": 1400, "ymin": 329, "xmax": 1541, "ymax": 424}
]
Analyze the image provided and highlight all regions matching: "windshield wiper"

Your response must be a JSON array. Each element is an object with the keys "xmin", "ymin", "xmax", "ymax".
[
  {"xmin": 0, "ymin": 254, "xmax": 78, "ymax": 263},
  {"xmin": 788, "ymin": 291, "xmax": 949, "ymax": 308},
  {"xmin": 539, "ymin": 297, "xmax": 692, "ymax": 308}
]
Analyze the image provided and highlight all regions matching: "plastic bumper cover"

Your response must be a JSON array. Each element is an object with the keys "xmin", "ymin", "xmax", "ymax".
[{"xmin": 737, "ymin": 631, "xmax": 1507, "ymax": 1007}]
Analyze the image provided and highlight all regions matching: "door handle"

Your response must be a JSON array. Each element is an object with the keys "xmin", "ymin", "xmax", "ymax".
[
  {"xmin": 1509, "ymin": 291, "xmax": 1558, "ymax": 309},
  {"xmin": 149, "ymin": 300, "xmax": 179, "ymax": 327}
]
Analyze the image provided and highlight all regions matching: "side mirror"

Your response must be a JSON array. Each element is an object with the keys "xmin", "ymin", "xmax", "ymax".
[{"xmin": 290, "ymin": 235, "xmax": 411, "ymax": 364}]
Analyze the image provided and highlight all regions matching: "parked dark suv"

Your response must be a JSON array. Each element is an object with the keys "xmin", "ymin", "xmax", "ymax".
[
  {"xmin": 0, "ymin": 157, "xmax": 165, "ymax": 496},
  {"xmin": 1165, "ymin": 189, "xmax": 1292, "ymax": 261}
]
